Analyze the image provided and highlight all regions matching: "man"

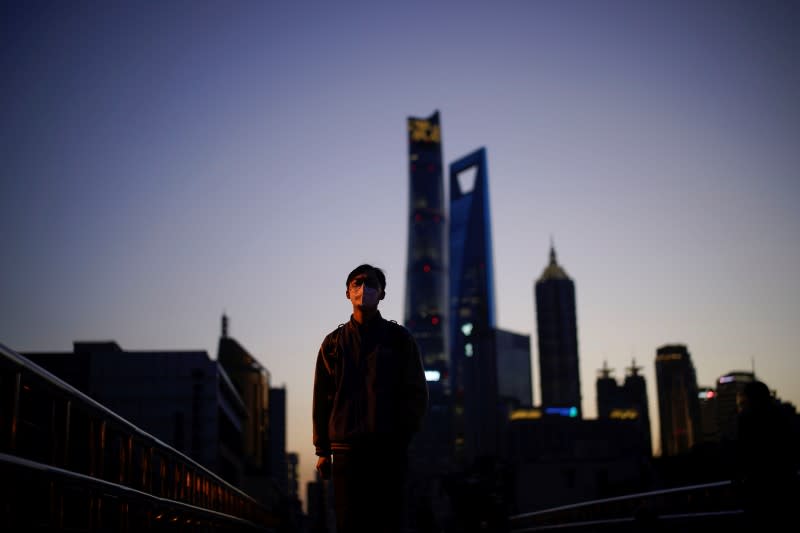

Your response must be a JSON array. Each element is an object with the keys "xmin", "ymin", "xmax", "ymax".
[{"xmin": 313, "ymin": 264, "xmax": 429, "ymax": 533}]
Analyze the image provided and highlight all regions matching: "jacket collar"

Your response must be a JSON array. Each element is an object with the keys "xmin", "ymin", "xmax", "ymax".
[{"xmin": 349, "ymin": 310, "xmax": 383, "ymax": 331}]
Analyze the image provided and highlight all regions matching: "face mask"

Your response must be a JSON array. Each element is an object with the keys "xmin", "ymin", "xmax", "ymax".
[{"xmin": 351, "ymin": 284, "xmax": 380, "ymax": 308}]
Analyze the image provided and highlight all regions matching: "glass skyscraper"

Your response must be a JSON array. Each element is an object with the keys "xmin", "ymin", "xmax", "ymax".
[
  {"xmin": 404, "ymin": 111, "xmax": 448, "ymax": 385},
  {"xmin": 449, "ymin": 147, "xmax": 498, "ymax": 461},
  {"xmin": 404, "ymin": 111, "xmax": 452, "ymax": 473}
]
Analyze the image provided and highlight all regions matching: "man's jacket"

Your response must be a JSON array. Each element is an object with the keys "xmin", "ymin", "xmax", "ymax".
[{"xmin": 313, "ymin": 312, "xmax": 429, "ymax": 456}]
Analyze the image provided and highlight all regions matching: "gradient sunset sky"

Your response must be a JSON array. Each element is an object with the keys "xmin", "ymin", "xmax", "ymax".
[{"xmin": 2, "ymin": 0, "xmax": 799, "ymax": 508}]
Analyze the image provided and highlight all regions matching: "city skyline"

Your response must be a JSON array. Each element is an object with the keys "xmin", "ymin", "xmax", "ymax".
[{"xmin": 2, "ymin": 0, "xmax": 799, "ymax": 510}]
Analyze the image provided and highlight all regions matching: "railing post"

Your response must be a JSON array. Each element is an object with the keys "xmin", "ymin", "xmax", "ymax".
[
  {"xmin": 64, "ymin": 400, "xmax": 71, "ymax": 468},
  {"xmin": 9, "ymin": 372, "xmax": 21, "ymax": 452},
  {"xmin": 50, "ymin": 398, "xmax": 57, "ymax": 466}
]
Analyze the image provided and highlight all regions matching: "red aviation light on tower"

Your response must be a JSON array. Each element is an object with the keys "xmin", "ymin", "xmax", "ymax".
[
  {"xmin": 423, "ymin": 264, "xmax": 431, "ymax": 273},
  {"xmin": 431, "ymin": 316, "xmax": 439, "ymax": 325}
]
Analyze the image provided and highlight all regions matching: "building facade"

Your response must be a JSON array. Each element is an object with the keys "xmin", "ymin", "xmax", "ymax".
[
  {"xmin": 495, "ymin": 328, "xmax": 533, "ymax": 409},
  {"xmin": 217, "ymin": 317, "xmax": 270, "ymax": 474},
  {"xmin": 714, "ymin": 371, "xmax": 755, "ymax": 442},
  {"xmin": 449, "ymin": 147, "xmax": 498, "ymax": 462},
  {"xmin": 596, "ymin": 360, "xmax": 652, "ymax": 457},
  {"xmin": 697, "ymin": 386, "xmax": 720, "ymax": 445},
  {"xmin": 404, "ymin": 111, "xmax": 452, "ymax": 475},
  {"xmin": 405, "ymin": 110, "xmax": 448, "ymax": 383},
  {"xmin": 535, "ymin": 245, "xmax": 582, "ymax": 418},
  {"xmin": 655, "ymin": 344, "xmax": 701, "ymax": 456},
  {"xmin": 24, "ymin": 341, "xmax": 247, "ymax": 485}
]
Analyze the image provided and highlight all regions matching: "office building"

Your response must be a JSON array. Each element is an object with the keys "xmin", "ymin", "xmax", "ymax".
[
  {"xmin": 596, "ymin": 359, "xmax": 652, "ymax": 457},
  {"xmin": 449, "ymin": 147, "xmax": 498, "ymax": 462},
  {"xmin": 535, "ymin": 245, "xmax": 582, "ymax": 418},
  {"xmin": 269, "ymin": 386, "xmax": 288, "ymax": 494},
  {"xmin": 655, "ymin": 344, "xmax": 701, "ymax": 456},
  {"xmin": 596, "ymin": 361, "xmax": 618, "ymax": 419},
  {"xmin": 715, "ymin": 371, "xmax": 754, "ymax": 442},
  {"xmin": 495, "ymin": 328, "xmax": 533, "ymax": 409},
  {"xmin": 404, "ymin": 111, "xmax": 452, "ymax": 474},
  {"xmin": 24, "ymin": 341, "xmax": 247, "ymax": 485},
  {"xmin": 697, "ymin": 386, "xmax": 720, "ymax": 444},
  {"xmin": 623, "ymin": 359, "xmax": 652, "ymax": 457},
  {"xmin": 506, "ymin": 414, "xmax": 651, "ymax": 512},
  {"xmin": 405, "ymin": 110, "xmax": 448, "ymax": 382},
  {"xmin": 217, "ymin": 314, "xmax": 270, "ymax": 473}
]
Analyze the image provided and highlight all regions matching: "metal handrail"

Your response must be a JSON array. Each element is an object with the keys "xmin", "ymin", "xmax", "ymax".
[
  {"xmin": 0, "ymin": 341, "xmax": 247, "ymax": 499},
  {"xmin": 506, "ymin": 474, "xmax": 763, "ymax": 533},
  {"xmin": 0, "ymin": 341, "xmax": 272, "ymax": 527},
  {"xmin": 0, "ymin": 452, "xmax": 270, "ymax": 530},
  {"xmin": 509, "ymin": 478, "xmax": 734, "ymax": 523}
]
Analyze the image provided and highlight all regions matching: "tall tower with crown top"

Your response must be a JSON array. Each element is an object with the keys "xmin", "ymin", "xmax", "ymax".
[{"xmin": 535, "ymin": 244, "xmax": 582, "ymax": 418}]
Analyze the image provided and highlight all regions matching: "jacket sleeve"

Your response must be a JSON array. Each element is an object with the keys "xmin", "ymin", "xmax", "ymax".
[
  {"xmin": 403, "ymin": 333, "xmax": 429, "ymax": 436},
  {"xmin": 312, "ymin": 336, "xmax": 334, "ymax": 457}
]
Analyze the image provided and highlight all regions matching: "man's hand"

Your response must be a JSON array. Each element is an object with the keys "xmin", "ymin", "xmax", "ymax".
[{"xmin": 316, "ymin": 455, "xmax": 332, "ymax": 480}]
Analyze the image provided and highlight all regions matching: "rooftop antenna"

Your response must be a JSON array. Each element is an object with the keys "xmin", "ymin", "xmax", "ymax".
[
  {"xmin": 598, "ymin": 360, "xmax": 614, "ymax": 379},
  {"xmin": 626, "ymin": 357, "xmax": 642, "ymax": 377},
  {"xmin": 222, "ymin": 311, "xmax": 229, "ymax": 338}
]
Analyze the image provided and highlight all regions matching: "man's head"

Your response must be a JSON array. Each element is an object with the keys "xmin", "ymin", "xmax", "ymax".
[{"xmin": 345, "ymin": 264, "xmax": 386, "ymax": 310}]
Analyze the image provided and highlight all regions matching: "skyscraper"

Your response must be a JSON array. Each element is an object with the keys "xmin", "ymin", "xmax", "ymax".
[
  {"xmin": 405, "ymin": 111, "xmax": 448, "ymax": 382},
  {"xmin": 697, "ymin": 386, "xmax": 720, "ymax": 445},
  {"xmin": 217, "ymin": 314, "xmax": 279, "ymax": 504},
  {"xmin": 449, "ymin": 147, "xmax": 498, "ymax": 461},
  {"xmin": 217, "ymin": 314, "xmax": 270, "ymax": 473},
  {"xmin": 404, "ymin": 111, "xmax": 451, "ymax": 473},
  {"xmin": 655, "ymin": 344, "xmax": 701, "ymax": 456},
  {"xmin": 715, "ymin": 371, "xmax": 755, "ymax": 442},
  {"xmin": 623, "ymin": 359, "xmax": 652, "ymax": 457},
  {"xmin": 535, "ymin": 245, "xmax": 582, "ymax": 418},
  {"xmin": 596, "ymin": 361, "xmax": 618, "ymax": 419},
  {"xmin": 596, "ymin": 359, "xmax": 652, "ymax": 456},
  {"xmin": 495, "ymin": 328, "xmax": 533, "ymax": 408}
]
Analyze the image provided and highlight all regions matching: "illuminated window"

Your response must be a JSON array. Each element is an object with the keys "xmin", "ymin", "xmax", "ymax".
[
  {"xmin": 425, "ymin": 370, "xmax": 441, "ymax": 382},
  {"xmin": 461, "ymin": 323, "xmax": 473, "ymax": 336},
  {"xmin": 510, "ymin": 409, "xmax": 542, "ymax": 421},
  {"xmin": 464, "ymin": 343, "xmax": 473, "ymax": 357}
]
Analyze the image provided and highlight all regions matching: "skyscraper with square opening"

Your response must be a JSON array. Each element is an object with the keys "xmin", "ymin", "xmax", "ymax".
[{"xmin": 449, "ymin": 147, "xmax": 498, "ymax": 462}]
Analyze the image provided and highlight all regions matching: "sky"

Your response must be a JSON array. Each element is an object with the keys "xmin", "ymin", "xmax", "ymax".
[{"xmin": 2, "ymin": 0, "xmax": 799, "ymax": 511}]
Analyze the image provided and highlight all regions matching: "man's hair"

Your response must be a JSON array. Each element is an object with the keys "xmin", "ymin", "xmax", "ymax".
[{"xmin": 346, "ymin": 264, "xmax": 386, "ymax": 291}]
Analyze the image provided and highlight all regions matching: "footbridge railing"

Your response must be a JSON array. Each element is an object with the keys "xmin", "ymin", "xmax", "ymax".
[{"xmin": 0, "ymin": 342, "xmax": 276, "ymax": 531}]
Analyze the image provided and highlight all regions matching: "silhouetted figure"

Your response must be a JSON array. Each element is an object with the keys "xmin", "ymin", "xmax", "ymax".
[
  {"xmin": 735, "ymin": 380, "xmax": 797, "ymax": 531},
  {"xmin": 313, "ymin": 264, "xmax": 429, "ymax": 533}
]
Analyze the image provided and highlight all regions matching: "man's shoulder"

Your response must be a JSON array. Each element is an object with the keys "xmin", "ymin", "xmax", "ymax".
[
  {"xmin": 322, "ymin": 323, "xmax": 347, "ymax": 346},
  {"xmin": 381, "ymin": 318, "xmax": 413, "ymax": 340}
]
